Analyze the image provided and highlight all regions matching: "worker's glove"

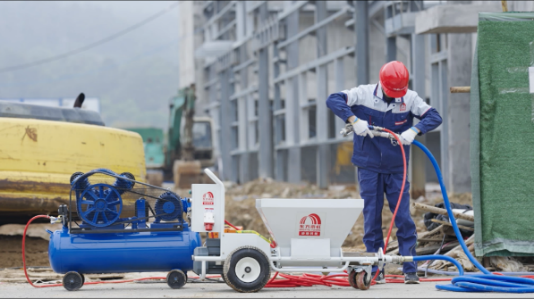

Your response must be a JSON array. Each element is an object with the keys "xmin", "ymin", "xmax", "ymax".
[
  {"xmin": 351, "ymin": 118, "xmax": 373, "ymax": 138},
  {"xmin": 400, "ymin": 127, "xmax": 419, "ymax": 145}
]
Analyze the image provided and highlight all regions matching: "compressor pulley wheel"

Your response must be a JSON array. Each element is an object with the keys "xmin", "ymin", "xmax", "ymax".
[
  {"xmin": 63, "ymin": 271, "xmax": 84, "ymax": 291},
  {"xmin": 223, "ymin": 246, "xmax": 271, "ymax": 293},
  {"xmin": 77, "ymin": 183, "xmax": 123, "ymax": 227},
  {"xmin": 348, "ymin": 269, "xmax": 371, "ymax": 290},
  {"xmin": 166, "ymin": 269, "xmax": 187, "ymax": 289}
]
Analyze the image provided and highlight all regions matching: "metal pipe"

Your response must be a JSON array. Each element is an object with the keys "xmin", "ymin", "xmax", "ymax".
[
  {"xmin": 193, "ymin": 256, "xmax": 224, "ymax": 262},
  {"xmin": 200, "ymin": 260, "xmax": 207, "ymax": 280}
]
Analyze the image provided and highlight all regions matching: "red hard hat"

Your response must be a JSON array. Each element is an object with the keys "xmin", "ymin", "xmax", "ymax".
[{"xmin": 379, "ymin": 61, "xmax": 409, "ymax": 98}]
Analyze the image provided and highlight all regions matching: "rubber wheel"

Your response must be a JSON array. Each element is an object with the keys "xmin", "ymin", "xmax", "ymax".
[
  {"xmin": 63, "ymin": 271, "xmax": 83, "ymax": 291},
  {"xmin": 356, "ymin": 271, "xmax": 371, "ymax": 290},
  {"xmin": 348, "ymin": 270, "xmax": 358, "ymax": 289},
  {"xmin": 223, "ymin": 246, "xmax": 271, "ymax": 293},
  {"xmin": 80, "ymin": 274, "xmax": 85, "ymax": 285},
  {"xmin": 167, "ymin": 269, "xmax": 186, "ymax": 289}
]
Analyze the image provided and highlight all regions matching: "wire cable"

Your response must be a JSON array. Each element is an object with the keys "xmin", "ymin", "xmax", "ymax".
[{"xmin": 0, "ymin": 1, "xmax": 180, "ymax": 73}]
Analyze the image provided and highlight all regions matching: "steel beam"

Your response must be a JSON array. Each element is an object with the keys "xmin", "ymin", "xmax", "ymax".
[
  {"xmin": 277, "ymin": 1, "xmax": 309, "ymax": 20},
  {"xmin": 278, "ymin": 7, "xmax": 348, "ymax": 49},
  {"xmin": 257, "ymin": 3, "xmax": 273, "ymax": 179},
  {"xmin": 274, "ymin": 47, "xmax": 355, "ymax": 84}
]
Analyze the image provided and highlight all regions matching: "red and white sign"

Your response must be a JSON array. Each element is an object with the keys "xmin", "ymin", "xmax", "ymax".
[
  {"xmin": 400, "ymin": 103, "xmax": 406, "ymax": 111},
  {"xmin": 298, "ymin": 213, "xmax": 322, "ymax": 236},
  {"xmin": 203, "ymin": 192, "xmax": 214, "ymax": 205}
]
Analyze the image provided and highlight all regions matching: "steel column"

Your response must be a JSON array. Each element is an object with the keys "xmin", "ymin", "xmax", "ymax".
[
  {"xmin": 355, "ymin": 0, "xmax": 369, "ymax": 85},
  {"xmin": 410, "ymin": 33, "xmax": 427, "ymax": 199},
  {"xmin": 315, "ymin": 1, "xmax": 329, "ymax": 189},
  {"xmin": 219, "ymin": 67, "xmax": 234, "ymax": 181},
  {"xmin": 238, "ymin": 44, "xmax": 250, "ymax": 183},
  {"xmin": 286, "ymin": 9, "xmax": 301, "ymax": 184},
  {"xmin": 257, "ymin": 3, "xmax": 273, "ymax": 179},
  {"xmin": 447, "ymin": 33, "xmax": 472, "ymax": 193},
  {"xmin": 334, "ymin": 58, "xmax": 346, "ymax": 134}
]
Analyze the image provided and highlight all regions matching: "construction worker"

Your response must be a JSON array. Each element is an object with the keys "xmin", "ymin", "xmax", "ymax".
[{"xmin": 326, "ymin": 61, "xmax": 442, "ymax": 284}]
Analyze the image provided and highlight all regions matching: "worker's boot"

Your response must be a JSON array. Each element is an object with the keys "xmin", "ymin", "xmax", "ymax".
[
  {"xmin": 404, "ymin": 272, "xmax": 420, "ymax": 284},
  {"xmin": 372, "ymin": 270, "xmax": 385, "ymax": 284}
]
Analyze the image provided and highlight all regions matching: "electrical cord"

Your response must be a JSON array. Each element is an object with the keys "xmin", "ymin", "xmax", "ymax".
[{"xmin": 0, "ymin": 2, "xmax": 180, "ymax": 73}]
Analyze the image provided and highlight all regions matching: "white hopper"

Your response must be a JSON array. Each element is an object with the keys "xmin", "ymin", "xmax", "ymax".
[{"xmin": 256, "ymin": 198, "xmax": 364, "ymax": 264}]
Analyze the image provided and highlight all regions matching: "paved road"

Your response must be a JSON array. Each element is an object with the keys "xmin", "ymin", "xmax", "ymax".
[{"xmin": 1, "ymin": 276, "xmax": 532, "ymax": 298}]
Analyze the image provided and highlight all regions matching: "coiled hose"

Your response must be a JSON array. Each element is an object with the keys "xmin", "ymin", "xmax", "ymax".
[{"xmin": 412, "ymin": 140, "xmax": 534, "ymax": 293}]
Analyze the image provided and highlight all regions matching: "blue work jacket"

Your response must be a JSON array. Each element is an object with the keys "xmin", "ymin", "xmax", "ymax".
[{"xmin": 326, "ymin": 83, "xmax": 442, "ymax": 174}]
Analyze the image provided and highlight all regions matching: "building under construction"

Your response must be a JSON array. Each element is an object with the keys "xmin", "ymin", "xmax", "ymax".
[{"xmin": 178, "ymin": 0, "xmax": 533, "ymax": 197}]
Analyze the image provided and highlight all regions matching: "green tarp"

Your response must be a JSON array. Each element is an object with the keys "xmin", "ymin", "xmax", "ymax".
[{"xmin": 470, "ymin": 12, "xmax": 534, "ymax": 257}]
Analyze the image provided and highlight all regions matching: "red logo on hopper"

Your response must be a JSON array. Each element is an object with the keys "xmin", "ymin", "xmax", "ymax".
[
  {"xmin": 203, "ymin": 192, "xmax": 214, "ymax": 205},
  {"xmin": 299, "ymin": 213, "xmax": 322, "ymax": 236}
]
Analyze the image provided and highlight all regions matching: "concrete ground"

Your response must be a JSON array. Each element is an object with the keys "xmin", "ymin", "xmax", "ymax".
[{"xmin": 1, "ymin": 273, "xmax": 532, "ymax": 298}]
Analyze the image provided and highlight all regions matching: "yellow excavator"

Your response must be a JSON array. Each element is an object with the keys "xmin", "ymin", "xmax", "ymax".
[{"xmin": 0, "ymin": 94, "xmax": 146, "ymax": 222}]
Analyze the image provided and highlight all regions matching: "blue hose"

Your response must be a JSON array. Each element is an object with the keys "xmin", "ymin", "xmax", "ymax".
[{"xmin": 412, "ymin": 140, "xmax": 534, "ymax": 293}]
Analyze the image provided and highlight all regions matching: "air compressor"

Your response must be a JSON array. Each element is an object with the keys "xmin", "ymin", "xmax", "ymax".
[{"xmin": 47, "ymin": 168, "xmax": 201, "ymax": 291}]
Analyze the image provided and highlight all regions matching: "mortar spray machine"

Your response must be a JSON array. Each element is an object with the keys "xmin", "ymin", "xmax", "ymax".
[{"xmin": 37, "ymin": 126, "xmax": 533, "ymax": 293}]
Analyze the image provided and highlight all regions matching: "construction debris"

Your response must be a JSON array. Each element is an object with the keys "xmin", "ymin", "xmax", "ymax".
[{"xmin": 413, "ymin": 202, "xmax": 474, "ymax": 222}]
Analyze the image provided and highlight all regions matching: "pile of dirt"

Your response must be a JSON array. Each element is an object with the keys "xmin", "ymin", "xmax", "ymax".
[{"xmin": 0, "ymin": 235, "xmax": 49, "ymax": 268}]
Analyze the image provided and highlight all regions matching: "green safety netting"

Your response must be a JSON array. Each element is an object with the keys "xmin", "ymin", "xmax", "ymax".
[{"xmin": 470, "ymin": 12, "xmax": 534, "ymax": 257}]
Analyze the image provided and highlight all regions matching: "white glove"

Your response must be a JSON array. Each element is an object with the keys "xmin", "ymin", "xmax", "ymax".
[
  {"xmin": 400, "ymin": 127, "xmax": 419, "ymax": 145},
  {"xmin": 351, "ymin": 118, "xmax": 373, "ymax": 138}
]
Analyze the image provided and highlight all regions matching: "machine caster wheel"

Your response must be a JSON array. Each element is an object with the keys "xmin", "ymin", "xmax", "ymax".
[
  {"xmin": 167, "ymin": 269, "xmax": 187, "ymax": 289},
  {"xmin": 223, "ymin": 246, "xmax": 271, "ymax": 293},
  {"xmin": 356, "ymin": 271, "xmax": 371, "ymax": 290},
  {"xmin": 348, "ymin": 270, "xmax": 358, "ymax": 289},
  {"xmin": 63, "ymin": 271, "xmax": 83, "ymax": 291},
  {"xmin": 80, "ymin": 274, "xmax": 85, "ymax": 285}
]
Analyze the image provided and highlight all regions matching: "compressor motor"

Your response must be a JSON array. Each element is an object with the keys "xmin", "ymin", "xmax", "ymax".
[{"xmin": 48, "ymin": 168, "xmax": 201, "ymax": 291}]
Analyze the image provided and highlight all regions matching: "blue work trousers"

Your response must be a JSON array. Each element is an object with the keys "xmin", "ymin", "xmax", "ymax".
[{"xmin": 358, "ymin": 168, "xmax": 418, "ymax": 274}]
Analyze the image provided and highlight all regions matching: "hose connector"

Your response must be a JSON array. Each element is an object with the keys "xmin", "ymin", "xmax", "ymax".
[
  {"xmin": 388, "ymin": 256, "xmax": 414, "ymax": 264},
  {"xmin": 49, "ymin": 215, "xmax": 63, "ymax": 224}
]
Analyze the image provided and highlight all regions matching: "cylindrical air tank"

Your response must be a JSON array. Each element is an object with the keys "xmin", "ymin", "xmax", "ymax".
[{"xmin": 49, "ymin": 227, "xmax": 201, "ymax": 274}]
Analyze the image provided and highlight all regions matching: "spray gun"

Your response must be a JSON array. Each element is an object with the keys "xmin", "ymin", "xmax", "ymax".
[{"xmin": 340, "ymin": 124, "xmax": 401, "ymax": 146}]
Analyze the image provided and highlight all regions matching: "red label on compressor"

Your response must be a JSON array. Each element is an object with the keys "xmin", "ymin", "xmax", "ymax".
[
  {"xmin": 203, "ymin": 192, "xmax": 214, "ymax": 205},
  {"xmin": 298, "ymin": 213, "xmax": 322, "ymax": 236}
]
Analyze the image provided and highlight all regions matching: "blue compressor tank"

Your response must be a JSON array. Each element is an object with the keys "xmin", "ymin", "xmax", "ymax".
[{"xmin": 49, "ymin": 226, "xmax": 201, "ymax": 274}]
